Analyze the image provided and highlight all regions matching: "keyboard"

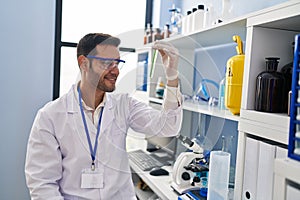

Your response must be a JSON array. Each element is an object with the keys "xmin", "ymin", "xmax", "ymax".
[{"xmin": 128, "ymin": 149, "xmax": 165, "ymax": 171}]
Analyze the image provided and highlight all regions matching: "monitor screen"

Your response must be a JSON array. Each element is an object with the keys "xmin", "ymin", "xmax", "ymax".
[
  {"xmin": 146, "ymin": 101, "xmax": 178, "ymax": 159},
  {"xmin": 146, "ymin": 135, "xmax": 177, "ymax": 156}
]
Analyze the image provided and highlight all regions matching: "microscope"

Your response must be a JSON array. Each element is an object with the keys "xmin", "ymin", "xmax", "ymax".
[{"xmin": 171, "ymin": 135, "xmax": 209, "ymax": 194}]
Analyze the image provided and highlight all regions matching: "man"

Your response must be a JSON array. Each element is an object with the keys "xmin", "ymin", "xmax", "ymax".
[{"xmin": 25, "ymin": 33, "xmax": 182, "ymax": 199}]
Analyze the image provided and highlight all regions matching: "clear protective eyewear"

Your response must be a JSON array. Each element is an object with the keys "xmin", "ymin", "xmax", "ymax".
[{"xmin": 86, "ymin": 55, "xmax": 125, "ymax": 70}]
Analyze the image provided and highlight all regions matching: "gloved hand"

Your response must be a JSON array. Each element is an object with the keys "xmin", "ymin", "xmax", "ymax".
[{"xmin": 153, "ymin": 41, "xmax": 179, "ymax": 80}]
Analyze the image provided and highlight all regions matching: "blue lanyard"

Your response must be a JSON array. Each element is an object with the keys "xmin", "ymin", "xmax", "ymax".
[{"xmin": 78, "ymin": 87, "xmax": 104, "ymax": 170}]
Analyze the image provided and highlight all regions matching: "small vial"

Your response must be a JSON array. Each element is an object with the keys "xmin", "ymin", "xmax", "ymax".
[
  {"xmin": 296, "ymin": 124, "xmax": 300, "ymax": 132},
  {"xmin": 294, "ymin": 141, "xmax": 300, "ymax": 155},
  {"xmin": 297, "ymin": 107, "xmax": 300, "ymax": 120}
]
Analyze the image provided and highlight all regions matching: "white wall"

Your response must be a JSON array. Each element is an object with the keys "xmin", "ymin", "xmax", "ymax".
[{"xmin": 0, "ymin": 0, "xmax": 55, "ymax": 199}]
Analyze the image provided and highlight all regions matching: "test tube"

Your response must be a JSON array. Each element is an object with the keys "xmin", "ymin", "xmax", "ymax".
[{"xmin": 149, "ymin": 49, "xmax": 158, "ymax": 78}]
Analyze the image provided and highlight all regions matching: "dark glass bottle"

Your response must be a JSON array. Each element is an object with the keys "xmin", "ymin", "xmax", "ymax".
[
  {"xmin": 255, "ymin": 57, "xmax": 286, "ymax": 113},
  {"xmin": 280, "ymin": 62, "xmax": 293, "ymax": 113},
  {"xmin": 280, "ymin": 42, "xmax": 295, "ymax": 113}
]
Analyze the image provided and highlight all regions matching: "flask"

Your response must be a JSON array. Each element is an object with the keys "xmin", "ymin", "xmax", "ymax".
[
  {"xmin": 169, "ymin": 4, "xmax": 182, "ymax": 35},
  {"xmin": 225, "ymin": 35, "xmax": 245, "ymax": 115},
  {"xmin": 193, "ymin": 5, "xmax": 205, "ymax": 32},
  {"xmin": 254, "ymin": 57, "xmax": 286, "ymax": 113},
  {"xmin": 221, "ymin": 0, "xmax": 234, "ymax": 21},
  {"xmin": 155, "ymin": 77, "xmax": 165, "ymax": 99}
]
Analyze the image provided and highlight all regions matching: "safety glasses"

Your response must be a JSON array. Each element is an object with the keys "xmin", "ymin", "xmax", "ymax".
[{"xmin": 86, "ymin": 55, "xmax": 125, "ymax": 70}]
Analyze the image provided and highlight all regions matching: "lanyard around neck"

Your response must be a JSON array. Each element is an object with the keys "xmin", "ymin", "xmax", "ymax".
[{"xmin": 78, "ymin": 87, "xmax": 104, "ymax": 170}]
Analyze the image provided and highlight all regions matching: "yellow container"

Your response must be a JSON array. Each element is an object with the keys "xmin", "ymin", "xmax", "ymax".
[{"xmin": 225, "ymin": 35, "xmax": 245, "ymax": 115}]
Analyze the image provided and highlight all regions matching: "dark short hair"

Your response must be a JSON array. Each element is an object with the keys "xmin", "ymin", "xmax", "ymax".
[{"xmin": 77, "ymin": 33, "xmax": 121, "ymax": 58}]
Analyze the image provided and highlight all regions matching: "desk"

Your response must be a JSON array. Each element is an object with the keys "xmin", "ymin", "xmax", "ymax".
[{"xmin": 130, "ymin": 159, "xmax": 178, "ymax": 200}]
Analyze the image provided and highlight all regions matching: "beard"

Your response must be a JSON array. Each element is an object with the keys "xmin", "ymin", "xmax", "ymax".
[
  {"xmin": 87, "ymin": 62, "xmax": 118, "ymax": 93},
  {"xmin": 97, "ymin": 79, "xmax": 116, "ymax": 92},
  {"xmin": 90, "ymin": 67, "xmax": 117, "ymax": 93}
]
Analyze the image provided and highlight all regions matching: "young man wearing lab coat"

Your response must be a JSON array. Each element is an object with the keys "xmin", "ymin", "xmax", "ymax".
[{"xmin": 25, "ymin": 33, "xmax": 182, "ymax": 199}]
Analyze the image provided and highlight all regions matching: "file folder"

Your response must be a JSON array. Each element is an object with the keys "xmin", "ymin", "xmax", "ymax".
[
  {"xmin": 275, "ymin": 146, "xmax": 288, "ymax": 159},
  {"xmin": 242, "ymin": 137, "xmax": 259, "ymax": 200},
  {"xmin": 287, "ymin": 184, "xmax": 300, "ymax": 200},
  {"xmin": 256, "ymin": 141, "xmax": 276, "ymax": 200}
]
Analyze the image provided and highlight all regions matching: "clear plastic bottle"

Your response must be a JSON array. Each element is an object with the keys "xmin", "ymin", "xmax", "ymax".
[
  {"xmin": 193, "ymin": 4, "xmax": 205, "ymax": 32},
  {"xmin": 203, "ymin": 8, "xmax": 210, "ymax": 28},
  {"xmin": 186, "ymin": 11, "xmax": 192, "ymax": 33},
  {"xmin": 181, "ymin": 11, "xmax": 191, "ymax": 35},
  {"xmin": 218, "ymin": 77, "xmax": 226, "ymax": 110},
  {"xmin": 190, "ymin": 7, "xmax": 197, "ymax": 32}
]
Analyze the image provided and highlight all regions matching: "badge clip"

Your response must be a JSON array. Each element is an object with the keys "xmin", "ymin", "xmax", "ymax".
[{"xmin": 91, "ymin": 161, "xmax": 95, "ymax": 171}]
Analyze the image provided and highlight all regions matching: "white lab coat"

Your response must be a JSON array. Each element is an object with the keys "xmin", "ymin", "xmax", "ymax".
[{"xmin": 25, "ymin": 84, "xmax": 182, "ymax": 200}]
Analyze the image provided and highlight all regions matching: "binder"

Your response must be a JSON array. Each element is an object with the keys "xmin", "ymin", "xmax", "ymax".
[
  {"xmin": 275, "ymin": 146, "xmax": 288, "ymax": 159},
  {"xmin": 286, "ymin": 184, "xmax": 300, "ymax": 200},
  {"xmin": 256, "ymin": 141, "xmax": 276, "ymax": 200},
  {"xmin": 242, "ymin": 137, "xmax": 259, "ymax": 200}
]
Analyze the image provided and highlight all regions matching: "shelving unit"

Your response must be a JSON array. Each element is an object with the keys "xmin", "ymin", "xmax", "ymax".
[
  {"xmin": 236, "ymin": 1, "xmax": 300, "ymax": 199},
  {"xmin": 132, "ymin": 1, "xmax": 300, "ymax": 200},
  {"xmin": 273, "ymin": 158, "xmax": 300, "ymax": 200},
  {"xmin": 240, "ymin": 110, "xmax": 290, "ymax": 144}
]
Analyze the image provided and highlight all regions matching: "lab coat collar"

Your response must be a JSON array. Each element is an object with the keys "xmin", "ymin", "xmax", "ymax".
[
  {"xmin": 66, "ymin": 84, "xmax": 114, "ymax": 113},
  {"xmin": 66, "ymin": 84, "xmax": 115, "ymax": 132}
]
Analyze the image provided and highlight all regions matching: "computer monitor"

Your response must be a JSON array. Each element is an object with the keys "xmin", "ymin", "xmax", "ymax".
[
  {"xmin": 146, "ymin": 135, "xmax": 177, "ymax": 156},
  {"xmin": 146, "ymin": 102, "xmax": 178, "ymax": 161}
]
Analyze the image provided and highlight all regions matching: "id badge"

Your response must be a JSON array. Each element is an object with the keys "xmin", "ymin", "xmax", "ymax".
[{"xmin": 81, "ymin": 168, "xmax": 104, "ymax": 189}]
